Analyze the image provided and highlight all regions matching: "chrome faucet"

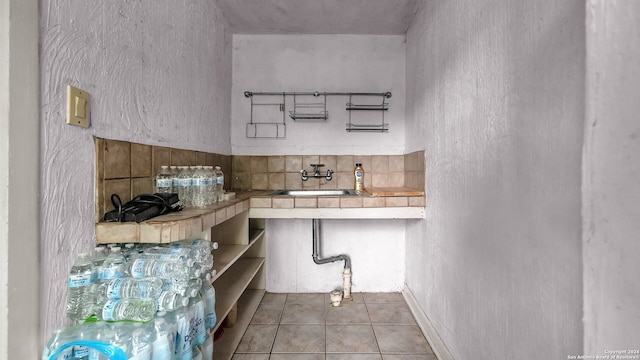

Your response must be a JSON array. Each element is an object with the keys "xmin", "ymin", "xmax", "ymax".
[{"xmin": 301, "ymin": 164, "xmax": 334, "ymax": 181}]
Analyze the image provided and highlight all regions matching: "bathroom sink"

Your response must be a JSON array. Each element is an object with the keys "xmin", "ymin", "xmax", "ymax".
[{"xmin": 271, "ymin": 189, "xmax": 359, "ymax": 196}]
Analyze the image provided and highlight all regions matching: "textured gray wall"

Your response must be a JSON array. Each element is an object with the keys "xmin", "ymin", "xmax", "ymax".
[
  {"xmin": 404, "ymin": 1, "xmax": 585, "ymax": 358},
  {"xmin": 584, "ymin": 0, "xmax": 640, "ymax": 353},
  {"xmin": 40, "ymin": 0, "xmax": 232, "ymax": 342}
]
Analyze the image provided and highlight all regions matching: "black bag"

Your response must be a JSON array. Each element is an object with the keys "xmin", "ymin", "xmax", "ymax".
[{"xmin": 104, "ymin": 193, "xmax": 183, "ymax": 223}]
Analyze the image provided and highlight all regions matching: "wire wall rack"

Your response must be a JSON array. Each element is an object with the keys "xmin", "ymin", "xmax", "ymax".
[
  {"xmin": 244, "ymin": 91, "xmax": 391, "ymax": 137},
  {"xmin": 245, "ymin": 93, "xmax": 286, "ymax": 139}
]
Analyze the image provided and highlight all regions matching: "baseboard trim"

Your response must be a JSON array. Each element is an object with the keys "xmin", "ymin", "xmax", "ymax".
[{"xmin": 403, "ymin": 285, "xmax": 454, "ymax": 360}]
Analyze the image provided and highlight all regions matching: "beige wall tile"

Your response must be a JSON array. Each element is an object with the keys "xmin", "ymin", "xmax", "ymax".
[
  {"xmin": 233, "ymin": 172, "xmax": 251, "ymax": 190},
  {"xmin": 104, "ymin": 139, "xmax": 131, "ymax": 179},
  {"xmin": 302, "ymin": 178, "xmax": 321, "ymax": 189},
  {"xmin": 336, "ymin": 172, "xmax": 354, "ymax": 189},
  {"xmin": 389, "ymin": 172, "xmax": 405, "ymax": 187},
  {"xmin": 171, "ymin": 149, "xmax": 196, "ymax": 166},
  {"xmin": 385, "ymin": 197, "xmax": 409, "ymax": 207},
  {"xmin": 273, "ymin": 198, "xmax": 294, "ymax": 209},
  {"xmin": 251, "ymin": 156, "xmax": 269, "ymax": 172},
  {"xmin": 250, "ymin": 197, "xmax": 272, "ymax": 208},
  {"xmin": 363, "ymin": 196, "xmax": 385, "ymax": 208},
  {"xmin": 152, "ymin": 146, "xmax": 171, "ymax": 175},
  {"xmin": 233, "ymin": 156, "xmax": 251, "ymax": 172},
  {"xmin": 319, "ymin": 178, "xmax": 338, "ymax": 189},
  {"xmin": 95, "ymin": 138, "xmax": 105, "ymax": 181},
  {"xmin": 409, "ymin": 196, "xmax": 426, "ymax": 207},
  {"xmin": 268, "ymin": 173, "xmax": 285, "ymax": 190},
  {"xmin": 104, "ymin": 178, "xmax": 131, "ymax": 213},
  {"xmin": 268, "ymin": 156, "xmax": 285, "ymax": 172},
  {"xmin": 251, "ymin": 173, "xmax": 269, "ymax": 190},
  {"xmin": 389, "ymin": 155, "xmax": 404, "ymax": 172},
  {"xmin": 371, "ymin": 173, "xmax": 389, "ymax": 187},
  {"xmin": 319, "ymin": 155, "xmax": 337, "ymax": 172},
  {"xmin": 340, "ymin": 197, "xmax": 363, "ymax": 208},
  {"xmin": 295, "ymin": 198, "xmax": 317, "ymax": 208},
  {"xmin": 132, "ymin": 177, "xmax": 153, "ymax": 196},
  {"xmin": 318, "ymin": 197, "xmax": 340, "ymax": 208},
  {"xmin": 285, "ymin": 173, "xmax": 303, "ymax": 189},
  {"xmin": 337, "ymin": 155, "xmax": 354, "ymax": 172},
  {"xmin": 302, "ymin": 155, "xmax": 320, "ymax": 171},
  {"xmin": 285, "ymin": 155, "xmax": 302, "ymax": 172},
  {"xmin": 131, "ymin": 143, "xmax": 152, "ymax": 178},
  {"xmin": 195, "ymin": 152, "xmax": 208, "ymax": 166},
  {"xmin": 371, "ymin": 155, "xmax": 389, "ymax": 174}
]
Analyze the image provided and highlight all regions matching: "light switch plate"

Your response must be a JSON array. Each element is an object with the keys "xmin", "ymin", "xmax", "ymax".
[{"xmin": 66, "ymin": 85, "xmax": 90, "ymax": 128}]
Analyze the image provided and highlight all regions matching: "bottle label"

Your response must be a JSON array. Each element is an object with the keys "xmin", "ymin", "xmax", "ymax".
[
  {"xmin": 355, "ymin": 170, "xmax": 363, "ymax": 178},
  {"xmin": 203, "ymin": 178, "xmax": 214, "ymax": 186},
  {"xmin": 74, "ymin": 345, "xmax": 90, "ymax": 358},
  {"xmin": 130, "ymin": 258, "xmax": 147, "ymax": 278},
  {"xmin": 205, "ymin": 313, "xmax": 216, "ymax": 329},
  {"xmin": 106, "ymin": 278, "xmax": 124, "ymax": 298},
  {"xmin": 101, "ymin": 300, "xmax": 118, "ymax": 321},
  {"xmin": 99, "ymin": 266, "xmax": 123, "ymax": 280},
  {"xmin": 176, "ymin": 178, "xmax": 191, "ymax": 187},
  {"xmin": 68, "ymin": 273, "xmax": 92, "ymax": 288},
  {"xmin": 192, "ymin": 178, "xmax": 207, "ymax": 186},
  {"xmin": 215, "ymin": 177, "xmax": 224, "ymax": 185},
  {"xmin": 156, "ymin": 178, "xmax": 172, "ymax": 187}
]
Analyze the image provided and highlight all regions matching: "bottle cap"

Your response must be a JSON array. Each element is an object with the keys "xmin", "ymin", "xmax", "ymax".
[{"xmin": 356, "ymin": 163, "xmax": 362, "ymax": 166}]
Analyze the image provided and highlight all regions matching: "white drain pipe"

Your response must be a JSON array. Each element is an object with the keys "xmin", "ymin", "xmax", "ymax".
[{"xmin": 311, "ymin": 219, "xmax": 352, "ymax": 300}]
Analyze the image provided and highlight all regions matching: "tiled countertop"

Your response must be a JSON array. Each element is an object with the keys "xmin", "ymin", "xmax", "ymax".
[
  {"xmin": 247, "ymin": 189, "xmax": 425, "ymax": 219},
  {"xmin": 95, "ymin": 189, "xmax": 425, "ymax": 243}
]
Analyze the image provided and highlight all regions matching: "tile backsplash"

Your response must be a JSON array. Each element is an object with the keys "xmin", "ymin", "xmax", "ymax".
[
  {"xmin": 95, "ymin": 136, "xmax": 425, "ymax": 222},
  {"xmin": 231, "ymin": 151, "xmax": 425, "ymax": 192},
  {"xmin": 95, "ymin": 137, "xmax": 231, "ymax": 222}
]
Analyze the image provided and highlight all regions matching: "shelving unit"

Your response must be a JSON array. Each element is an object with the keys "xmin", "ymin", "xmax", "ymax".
[
  {"xmin": 244, "ymin": 91, "xmax": 392, "ymax": 134},
  {"xmin": 94, "ymin": 194, "xmax": 266, "ymax": 360},
  {"xmin": 289, "ymin": 92, "xmax": 328, "ymax": 121},
  {"xmin": 345, "ymin": 94, "xmax": 390, "ymax": 132}
]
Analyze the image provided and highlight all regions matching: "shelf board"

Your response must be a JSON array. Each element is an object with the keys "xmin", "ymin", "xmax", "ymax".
[
  {"xmin": 212, "ymin": 289, "xmax": 265, "ymax": 360},
  {"xmin": 213, "ymin": 257, "xmax": 265, "ymax": 334},
  {"xmin": 212, "ymin": 228, "xmax": 265, "ymax": 282}
]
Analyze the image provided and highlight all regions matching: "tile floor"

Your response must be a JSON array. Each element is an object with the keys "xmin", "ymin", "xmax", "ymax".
[{"xmin": 232, "ymin": 292, "xmax": 437, "ymax": 360}]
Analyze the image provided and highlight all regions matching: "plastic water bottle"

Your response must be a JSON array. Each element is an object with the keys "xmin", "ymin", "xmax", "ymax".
[
  {"xmin": 200, "ymin": 334, "xmax": 213, "ymax": 360},
  {"xmin": 93, "ymin": 277, "xmax": 163, "ymax": 300},
  {"xmin": 66, "ymin": 253, "xmax": 96, "ymax": 322},
  {"xmin": 200, "ymin": 278, "xmax": 216, "ymax": 331},
  {"xmin": 213, "ymin": 166, "xmax": 224, "ymax": 203},
  {"xmin": 130, "ymin": 324, "xmax": 153, "ymax": 360},
  {"xmin": 127, "ymin": 257, "xmax": 190, "ymax": 281},
  {"xmin": 188, "ymin": 293, "xmax": 206, "ymax": 347},
  {"xmin": 91, "ymin": 247, "xmax": 108, "ymax": 268},
  {"xmin": 157, "ymin": 290, "xmax": 189, "ymax": 312},
  {"xmin": 99, "ymin": 246, "xmax": 126, "ymax": 280},
  {"xmin": 174, "ymin": 306, "xmax": 192, "ymax": 360},
  {"xmin": 138, "ymin": 246, "xmax": 195, "ymax": 267},
  {"xmin": 191, "ymin": 166, "xmax": 207, "ymax": 208},
  {"xmin": 42, "ymin": 326, "xmax": 75, "ymax": 360},
  {"xmin": 175, "ymin": 166, "xmax": 193, "ymax": 207},
  {"xmin": 94, "ymin": 298, "xmax": 158, "ymax": 322},
  {"xmin": 203, "ymin": 166, "xmax": 215, "ymax": 205},
  {"xmin": 155, "ymin": 165, "xmax": 173, "ymax": 194},
  {"xmin": 152, "ymin": 312, "xmax": 174, "ymax": 360}
]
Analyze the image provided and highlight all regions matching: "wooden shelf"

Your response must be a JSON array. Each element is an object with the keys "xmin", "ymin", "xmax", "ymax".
[
  {"xmin": 212, "ymin": 229, "xmax": 265, "ymax": 282},
  {"xmin": 95, "ymin": 196, "xmax": 251, "ymax": 244},
  {"xmin": 213, "ymin": 257, "xmax": 265, "ymax": 334},
  {"xmin": 212, "ymin": 289, "xmax": 265, "ymax": 360}
]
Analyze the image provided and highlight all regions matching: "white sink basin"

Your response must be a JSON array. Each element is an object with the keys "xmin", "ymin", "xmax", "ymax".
[{"xmin": 271, "ymin": 189, "xmax": 358, "ymax": 196}]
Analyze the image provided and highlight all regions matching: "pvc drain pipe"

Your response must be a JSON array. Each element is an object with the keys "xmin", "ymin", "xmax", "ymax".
[{"xmin": 311, "ymin": 219, "xmax": 352, "ymax": 300}]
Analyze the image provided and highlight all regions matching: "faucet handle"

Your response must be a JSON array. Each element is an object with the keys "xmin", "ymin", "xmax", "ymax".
[{"xmin": 310, "ymin": 163, "xmax": 324, "ymax": 171}]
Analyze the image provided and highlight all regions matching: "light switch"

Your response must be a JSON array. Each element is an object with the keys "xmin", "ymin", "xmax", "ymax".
[{"xmin": 67, "ymin": 85, "xmax": 90, "ymax": 128}]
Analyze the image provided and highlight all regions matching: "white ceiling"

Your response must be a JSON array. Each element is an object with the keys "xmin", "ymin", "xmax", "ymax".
[{"xmin": 213, "ymin": 0, "xmax": 423, "ymax": 35}]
